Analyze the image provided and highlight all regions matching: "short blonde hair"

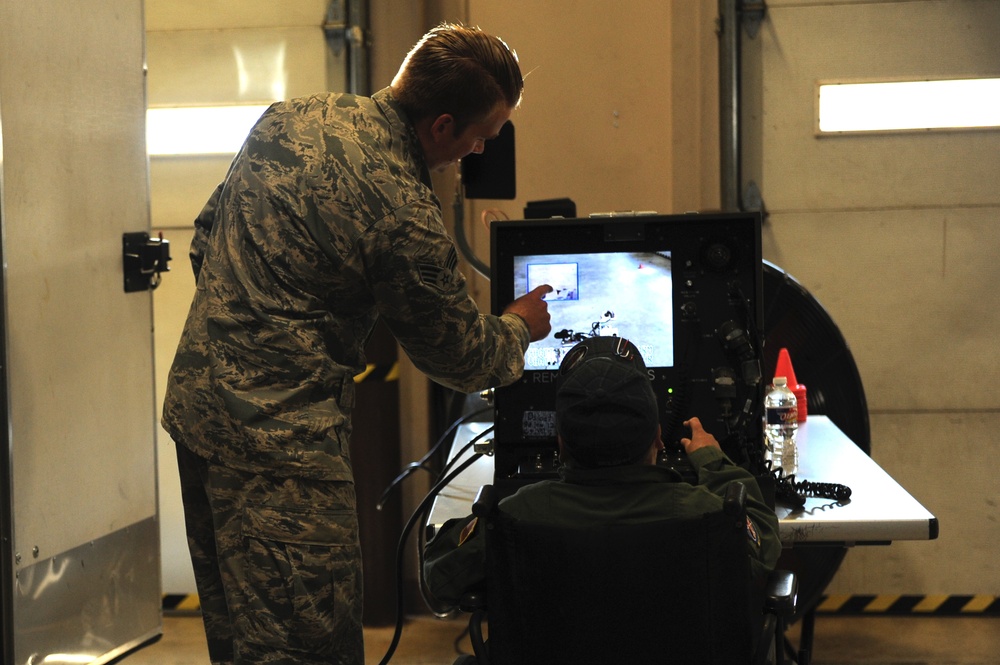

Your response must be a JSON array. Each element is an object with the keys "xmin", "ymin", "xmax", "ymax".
[{"xmin": 392, "ymin": 23, "xmax": 523, "ymax": 133}]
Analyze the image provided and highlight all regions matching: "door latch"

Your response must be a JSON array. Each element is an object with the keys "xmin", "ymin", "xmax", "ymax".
[{"xmin": 123, "ymin": 231, "xmax": 171, "ymax": 292}]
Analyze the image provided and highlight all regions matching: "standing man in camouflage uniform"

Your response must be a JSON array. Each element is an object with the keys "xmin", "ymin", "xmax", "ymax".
[{"xmin": 162, "ymin": 24, "xmax": 551, "ymax": 665}]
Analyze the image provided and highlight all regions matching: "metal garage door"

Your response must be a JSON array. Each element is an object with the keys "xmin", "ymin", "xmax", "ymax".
[
  {"xmin": 0, "ymin": 1, "xmax": 161, "ymax": 662},
  {"xmin": 740, "ymin": 0, "xmax": 1000, "ymax": 600}
]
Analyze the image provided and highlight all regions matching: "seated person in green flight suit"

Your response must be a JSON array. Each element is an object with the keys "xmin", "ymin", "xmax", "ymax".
[{"xmin": 423, "ymin": 335, "xmax": 781, "ymax": 606}]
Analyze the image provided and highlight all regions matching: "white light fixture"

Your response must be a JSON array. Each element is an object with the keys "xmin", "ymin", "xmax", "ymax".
[
  {"xmin": 41, "ymin": 655, "xmax": 96, "ymax": 664},
  {"xmin": 817, "ymin": 78, "xmax": 1000, "ymax": 133},
  {"xmin": 146, "ymin": 104, "xmax": 273, "ymax": 155}
]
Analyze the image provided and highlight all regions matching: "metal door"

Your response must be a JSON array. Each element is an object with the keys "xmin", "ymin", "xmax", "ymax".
[{"xmin": 0, "ymin": 0, "xmax": 161, "ymax": 662}]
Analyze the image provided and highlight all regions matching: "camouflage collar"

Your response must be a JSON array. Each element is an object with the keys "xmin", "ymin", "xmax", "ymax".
[{"xmin": 372, "ymin": 87, "xmax": 432, "ymax": 188}]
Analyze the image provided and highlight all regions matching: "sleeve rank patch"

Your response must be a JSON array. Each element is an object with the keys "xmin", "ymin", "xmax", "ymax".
[
  {"xmin": 746, "ymin": 516, "xmax": 761, "ymax": 549},
  {"xmin": 417, "ymin": 247, "xmax": 459, "ymax": 292},
  {"xmin": 458, "ymin": 517, "xmax": 479, "ymax": 547}
]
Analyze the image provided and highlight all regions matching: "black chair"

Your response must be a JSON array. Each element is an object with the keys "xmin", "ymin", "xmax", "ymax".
[{"xmin": 457, "ymin": 484, "xmax": 797, "ymax": 665}]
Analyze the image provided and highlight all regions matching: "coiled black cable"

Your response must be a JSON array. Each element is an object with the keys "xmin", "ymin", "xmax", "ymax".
[
  {"xmin": 377, "ymin": 425, "xmax": 494, "ymax": 665},
  {"xmin": 771, "ymin": 464, "xmax": 852, "ymax": 508},
  {"xmin": 376, "ymin": 404, "xmax": 492, "ymax": 512},
  {"xmin": 795, "ymin": 477, "xmax": 853, "ymax": 503}
]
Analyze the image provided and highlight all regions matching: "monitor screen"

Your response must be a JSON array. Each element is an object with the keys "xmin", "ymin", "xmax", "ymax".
[
  {"xmin": 515, "ymin": 251, "xmax": 673, "ymax": 370},
  {"xmin": 490, "ymin": 213, "xmax": 763, "ymax": 485}
]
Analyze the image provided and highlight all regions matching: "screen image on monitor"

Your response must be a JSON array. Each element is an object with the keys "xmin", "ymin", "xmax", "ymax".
[
  {"xmin": 490, "ymin": 213, "xmax": 763, "ymax": 489},
  {"xmin": 515, "ymin": 251, "xmax": 673, "ymax": 370}
]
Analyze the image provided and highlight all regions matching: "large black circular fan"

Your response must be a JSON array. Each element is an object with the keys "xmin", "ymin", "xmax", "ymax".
[{"xmin": 762, "ymin": 260, "xmax": 871, "ymax": 621}]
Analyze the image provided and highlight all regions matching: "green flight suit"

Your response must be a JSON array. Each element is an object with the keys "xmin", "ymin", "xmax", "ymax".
[{"xmin": 424, "ymin": 445, "xmax": 781, "ymax": 607}]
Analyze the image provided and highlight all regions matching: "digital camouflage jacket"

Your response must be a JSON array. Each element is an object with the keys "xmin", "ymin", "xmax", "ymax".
[{"xmin": 162, "ymin": 88, "xmax": 529, "ymax": 481}]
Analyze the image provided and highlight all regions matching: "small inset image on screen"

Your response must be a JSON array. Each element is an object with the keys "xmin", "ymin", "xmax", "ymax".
[
  {"xmin": 527, "ymin": 262, "xmax": 578, "ymax": 301},
  {"xmin": 514, "ymin": 251, "xmax": 673, "ymax": 370}
]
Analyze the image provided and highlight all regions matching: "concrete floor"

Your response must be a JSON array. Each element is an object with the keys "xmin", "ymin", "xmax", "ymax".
[{"xmin": 118, "ymin": 613, "xmax": 1000, "ymax": 665}]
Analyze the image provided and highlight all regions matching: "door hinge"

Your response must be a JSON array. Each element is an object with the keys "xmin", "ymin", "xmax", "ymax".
[
  {"xmin": 742, "ymin": 1, "xmax": 767, "ymax": 39},
  {"xmin": 323, "ymin": 0, "xmax": 364, "ymax": 56},
  {"xmin": 742, "ymin": 181, "xmax": 768, "ymax": 223},
  {"xmin": 123, "ymin": 232, "xmax": 171, "ymax": 292}
]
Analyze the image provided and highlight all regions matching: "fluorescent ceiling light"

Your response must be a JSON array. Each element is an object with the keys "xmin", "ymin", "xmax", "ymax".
[
  {"xmin": 147, "ymin": 104, "xmax": 272, "ymax": 155},
  {"xmin": 818, "ymin": 78, "xmax": 1000, "ymax": 133}
]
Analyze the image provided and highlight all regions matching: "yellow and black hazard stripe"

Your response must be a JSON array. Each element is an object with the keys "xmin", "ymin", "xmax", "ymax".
[
  {"xmin": 353, "ymin": 362, "xmax": 399, "ymax": 384},
  {"xmin": 162, "ymin": 594, "xmax": 201, "ymax": 613},
  {"xmin": 817, "ymin": 594, "xmax": 1000, "ymax": 616},
  {"xmin": 164, "ymin": 593, "xmax": 1000, "ymax": 616}
]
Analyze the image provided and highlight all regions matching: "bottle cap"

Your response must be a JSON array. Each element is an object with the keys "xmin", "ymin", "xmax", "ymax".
[
  {"xmin": 773, "ymin": 376, "xmax": 787, "ymax": 387},
  {"xmin": 775, "ymin": 348, "xmax": 807, "ymax": 421}
]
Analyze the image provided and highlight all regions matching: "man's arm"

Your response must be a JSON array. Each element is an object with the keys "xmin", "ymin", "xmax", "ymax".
[
  {"xmin": 503, "ymin": 285, "xmax": 553, "ymax": 342},
  {"xmin": 363, "ymin": 203, "xmax": 551, "ymax": 392},
  {"xmin": 189, "ymin": 182, "xmax": 223, "ymax": 282},
  {"xmin": 681, "ymin": 418, "xmax": 782, "ymax": 577}
]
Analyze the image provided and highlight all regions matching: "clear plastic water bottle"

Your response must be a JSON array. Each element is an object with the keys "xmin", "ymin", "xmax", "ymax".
[{"xmin": 764, "ymin": 376, "xmax": 798, "ymax": 474}]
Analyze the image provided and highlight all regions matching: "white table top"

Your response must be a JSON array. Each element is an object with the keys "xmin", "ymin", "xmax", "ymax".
[
  {"xmin": 776, "ymin": 416, "xmax": 937, "ymax": 546},
  {"xmin": 427, "ymin": 421, "xmax": 494, "ymax": 534},
  {"xmin": 427, "ymin": 416, "xmax": 938, "ymax": 547}
]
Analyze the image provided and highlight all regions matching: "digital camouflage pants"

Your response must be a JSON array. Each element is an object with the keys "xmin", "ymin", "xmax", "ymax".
[{"xmin": 176, "ymin": 442, "xmax": 364, "ymax": 665}]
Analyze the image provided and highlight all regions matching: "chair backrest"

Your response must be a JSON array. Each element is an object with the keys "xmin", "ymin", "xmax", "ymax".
[{"xmin": 483, "ymin": 506, "xmax": 757, "ymax": 665}]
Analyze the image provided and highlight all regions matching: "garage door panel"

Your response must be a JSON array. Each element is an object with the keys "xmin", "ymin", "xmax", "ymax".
[
  {"xmin": 763, "ymin": 208, "xmax": 1000, "ymax": 412},
  {"xmin": 755, "ymin": 1, "xmax": 1000, "ymax": 211}
]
